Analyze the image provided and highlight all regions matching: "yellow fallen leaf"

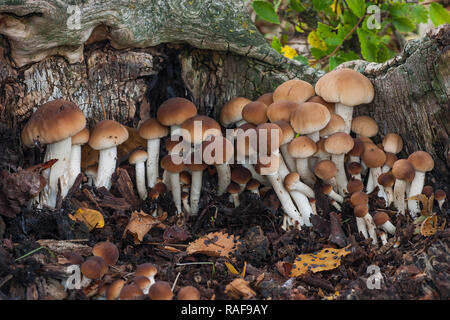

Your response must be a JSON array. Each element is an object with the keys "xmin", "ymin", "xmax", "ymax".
[
  {"xmin": 420, "ymin": 215, "xmax": 438, "ymax": 237},
  {"xmin": 224, "ymin": 261, "xmax": 240, "ymax": 275},
  {"xmin": 187, "ymin": 232, "xmax": 240, "ymax": 259},
  {"xmin": 290, "ymin": 246, "xmax": 352, "ymax": 277},
  {"xmin": 69, "ymin": 208, "xmax": 104, "ymax": 231},
  {"xmin": 224, "ymin": 278, "xmax": 256, "ymax": 300},
  {"xmin": 122, "ymin": 210, "xmax": 167, "ymax": 243}
]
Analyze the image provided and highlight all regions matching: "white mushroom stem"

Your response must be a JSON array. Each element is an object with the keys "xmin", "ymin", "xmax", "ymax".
[
  {"xmin": 334, "ymin": 103, "xmax": 353, "ymax": 134},
  {"xmin": 242, "ymin": 163, "xmax": 270, "ymax": 186},
  {"xmin": 327, "ymin": 189, "xmax": 344, "ymax": 204},
  {"xmin": 307, "ymin": 131, "xmax": 320, "ymax": 143},
  {"xmin": 182, "ymin": 197, "xmax": 191, "ymax": 215},
  {"xmin": 363, "ymin": 213, "xmax": 378, "ymax": 246},
  {"xmin": 349, "ymin": 155, "xmax": 360, "ymax": 164},
  {"xmin": 331, "ymin": 200, "xmax": 342, "ymax": 211},
  {"xmin": 393, "ymin": 179, "xmax": 407, "ymax": 215},
  {"xmin": 280, "ymin": 144, "xmax": 297, "ymax": 173},
  {"xmin": 437, "ymin": 199, "xmax": 445, "ymax": 210},
  {"xmin": 356, "ymin": 217, "xmax": 369, "ymax": 239},
  {"xmin": 41, "ymin": 137, "xmax": 72, "ymax": 208},
  {"xmin": 146, "ymin": 139, "xmax": 160, "ymax": 188},
  {"xmin": 289, "ymin": 180, "xmax": 315, "ymax": 199},
  {"xmin": 162, "ymin": 170, "xmax": 171, "ymax": 191},
  {"xmin": 267, "ymin": 172, "xmax": 303, "ymax": 228},
  {"xmin": 325, "ymin": 177, "xmax": 338, "ymax": 192},
  {"xmin": 135, "ymin": 162, "xmax": 147, "ymax": 200},
  {"xmin": 296, "ymin": 158, "xmax": 316, "ymax": 187},
  {"xmin": 168, "ymin": 172, "xmax": 182, "ymax": 214},
  {"xmin": 170, "ymin": 125, "xmax": 181, "ymax": 137},
  {"xmin": 382, "ymin": 165, "xmax": 391, "ymax": 173},
  {"xmin": 407, "ymin": 171, "xmax": 425, "ymax": 219},
  {"xmin": 370, "ymin": 167, "xmax": 384, "ymax": 194},
  {"xmin": 216, "ymin": 163, "xmax": 231, "ymax": 196},
  {"xmin": 190, "ymin": 170, "xmax": 203, "ymax": 215},
  {"xmin": 379, "ymin": 231, "xmax": 388, "ymax": 246},
  {"xmin": 289, "ymin": 190, "xmax": 313, "ymax": 227},
  {"xmin": 250, "ymin": 189, "xmax": 260, "ymax": 196},
  {"xmin": 351, "ymin": 172, "xmax": 362, "ymax": 181},
  {"xmin": 95, "ymin": 146, "xmax": 117, "ymax": 190},
  {"xmin": 331, "ymin": 154, "xmax": 348, "ymax": 196},
  {"xmin": 383, "ymin": 186, "xmax": 394, "ymax": 207},
  {"xmin": 231, "ymin": 193, "xmax": 240, "ymax": 207},
  {"xmin": 366, "ymin": 171, "xmax": 374, "ymax": 193},
  {"xmin": 68, "ymin": 144, "xmax": 82, "ymax": 188},
  {"xmin": 380, "ymin": 220, "xmax": 396, "ymax": 235}
]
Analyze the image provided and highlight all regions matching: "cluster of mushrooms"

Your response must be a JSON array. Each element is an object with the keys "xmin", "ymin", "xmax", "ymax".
[
  {"xmin": 64, "ymin": 241, "xmax": 200, "ymax": 300},
  {"xmin": 21, "ymin": 68, "xmax": 446, "ymax": 247}
]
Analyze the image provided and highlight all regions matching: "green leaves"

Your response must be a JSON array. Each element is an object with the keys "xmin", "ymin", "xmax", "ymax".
[
  {"xmin": 392, "ymin": 17, "xmax": 416, "ymax": 33},
  {"xmin": 312, "ymin": 0, "xmax": 333, "ymax": 11},
  {"xmin": 289, "ymin": 0, "xmax": 305, "ymax": 12},
  {"xmin": 252, "ymin": 1, "xmax": 280, "ymax": 24},
  {"xmin": 429, "ymin": 2, "xmax": 450, "ymax": 26},
  {"xmin": 345, "ymin": 0, "xmax": 366, "ymax": 18}
]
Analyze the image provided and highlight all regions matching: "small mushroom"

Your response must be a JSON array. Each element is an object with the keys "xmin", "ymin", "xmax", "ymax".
[
  {"xmin": 373, "ymin": 211, "xmax": 396, "ymax": 235},
  {"xmin": 219, "ymin": 97, "xmax": 252, "ymax": 128},
  {"xmin": 288, "ymin": 136, "xmax": 317, "ymax": 187},
  {"xmin": 177, "ymin": 286, "xmax": 201, "ymax": 300},
  {"xmin": 354, "ymin": 204, "xmax": 378, "ymax": 245},
  {"xmin": 290, "ymin": 102, "xmax": 331, "ymax": 143},
  {"xmin": 157, "ymin": 97, "xmax": 197, "ymax": 137},
  {"xmin": 227, "ymin": 182, "xmax": 241, "ymax": 207},
  {"xmin": 120, "ymin": 284, "xmax": 144, "ymax": 300},
  {"xmin": 435, "ymin": 189, "xmax": 446, "ymax": 211},
  {"xmin": 273, "ymin": 79, "xmax": 315, "ymax": 104},
  {"xmin": 129, "ymin": 150, "xmax": 149, "ymax": 200},
  {"xmin": 392, "ymin": 159, "xmax": 415, "ymax": 215},
  {"xmin": 148, "ymin": 281, "xmax": 173, "ymax": 300},
  {"xmin": 407, "ymin": 151, "xmax": 434, "ymax": 218},
  {"xmin": 160, "ymin": 155, "xmax": 185, "ymax": 214}
]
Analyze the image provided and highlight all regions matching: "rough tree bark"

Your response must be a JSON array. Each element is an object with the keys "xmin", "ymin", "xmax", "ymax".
[{"xmin": 0, "ymin": 1, "xmax": 448, "ymax": 184}]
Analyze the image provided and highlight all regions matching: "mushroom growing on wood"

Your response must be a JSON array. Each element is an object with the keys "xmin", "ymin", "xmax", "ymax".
[
  {"xmin": 273, "ymin": 79, "xmax": 315, "ymax": 104},
  {"xmin": 315, "ymin": 68, "xmax": 374, "ymax": 134},
  {"xmin": 157, "ymin": 97, "xmax": 197, "ymax": 137},
  {"xmin": 21, "ymin": 99, "xmax": 86, "ymax": 208},
  {"xmin": 242, "ymin": 101, "xmax": 268, "ymax": 125},
  {"xmin": 407, "ymin": 151, "xmax": 434, "ymax": 218},
  {"xmin": 219, "ymin": 97, "xmax": 252, "ymax": 128},
  {"xmin": 88, "ymin": 120, "xmax": 129, "ymax": 190},
  {"xmin": 129, "ymin": 150, "xmax": 149, "ymax": 200},
  {"xmin": 138, "ymin": 118, "xmax": 169, "ymax": 188},
  {"xmin": 324, "ymin": 132, "xmax": 354, "ymax": 195},
  {"xmin": 351, "ymin": 116, "xmax": 379, "ymax": 139},
  {"xmin": 69, "ymin": 127, "xmax": 89, "ymax": 189},
  {"xmin": 392, "ymin": 159, "xmax": 415, "ymax": 215},
  {"xmin": 289, "ymin": 102, "xmax": 331, "ymax": 143}
]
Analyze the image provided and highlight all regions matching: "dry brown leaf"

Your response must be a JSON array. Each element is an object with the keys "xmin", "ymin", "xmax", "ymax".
[
  {"xmin": 290, "ymin": 246, "xmax": 352, "ymax": 277},
  {"xmin": 186, "ymin": 232, "xmax": 240, "ymax": 258},
  {"xmin": 69, "ymin": 208, "xmax": 105, "ymax": 231},
  {"xmin": 420, "ymin": 215, "xmax": 438, "ymax": 237},
  {"xmin": 122, "ymin": 210, "xmax": 167, "ymax": 243},
  {"xmin": 224, "ymin": 278, "xmax": 256, "ymax": 299},
  {"xmin": 407, "ymin": 194, "xmax": 434, "ymax": 216}
]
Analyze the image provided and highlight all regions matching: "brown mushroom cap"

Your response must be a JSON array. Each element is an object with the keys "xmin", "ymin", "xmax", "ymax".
[
  {"xmin": 315, "ymin": 68, "xmax": 374, "ymax": 107},
  {"xmin": 361, "ymin": 144, "xmax": 386, "ymax": 168},
  {"xmin": 202, "ymin": 135, "xmax": 234, "ymax": 165},
  {"xmin": 180, "ymin": 171, "xmax": 192, "ymax": 185},
  {"xmin": 314, "ymin": 159, "xmax": 337, "ymax": 180},
  {"xmin": 157, "ymin": 98, "xmax": 197, "ymax": 127},
  {"xmin": 120, "ymin": 284, "xmax": 144, "ymax": 300},
  {"xmin": 106, "ymin": 279, "xmax": 126, "ymax": 300},
  {"xmin": 351, "ymin": 116, "xmax": 379, "ymax": 138},
  {"xmin": 227, "ymin": 182, "xmax": 241, "ymax": 194},
  {"xmin": 256, "ymin": 93, "xmax": 274, "ymax": 106},
  {"xmin": 134, "ymin": 276, "xmax": 151, "ymax": 292},
  {"xmin": 161, "ymin": 155, "xmax": 185, "ymax": 173},
  {"xmin": 383, "ymin": 152, "xmax": 398, "ymax": 169},
  {"xmin": 139, "ymin": 118, "xmax": 169, "ymax": 140},
  {"xmin": 21, "ymin": 99, "xmax": 86, "ymax": 148},
  {"xmin": 373, "ymin": 211, "xmax": 390, "ymax": 226},
  {"xmin": 129, "ymin": 150, "xmax": 148, "ymax": 165},
  {"xmin": 314, "ymin": 139, "xmax": 330, "ymax": 158},
  {"xmin": 135, "ymin": 263, "xmax": 158, "ymax": 279},
  {"xmin": 350, "ymin": 191, "xmax": 369, "ymax": 207},
  {"xmin": 256, "ymin": 123, "xmax": 283, "ymax": 155},
  {"xmin": 288, "ymin": 136, "xmax": 317, "ymax": 158},
  {"xmin": 348, "ymin": 138, "xmax": 365, "ymax": 157},
  {"xmin": 231, "ymin": 167, "xmax": 252, "ymax": 185},
  {"xmin": 347, "ymin": 179, "xmax": 364, "ymax": 194},
  {"xmin": 72, "ymin": 128, "xmax": 90, "ymax": 146},
  {"xmin": 246, "ymin": 179, "xmax": 260, "ymax": 191},
  {"xmin": 148, "ymin": 281, "xmax": 173, "ymax": 300},
  {"xmin": 422, "ymin": 185, "xmax": 434, "ymax": 198},
  {"xmin": 392, "ymin": 159, "xmax": 416, "ymax": 181},
  {"xmin": 382, "ymin": 133, "xmax": 403, "ymax": 154},
  {"xmin": 177, "ymin": 286, "xmax": 201, "ymax": 300},
  {"xmin": 319, "ymin": 113, "xmax": 345, "ymax": 137},
  {"xmin": 80, "ymin": 256, "xmax": 108, "ymax": 280},
  {"xmin": 307, "ymin": 95, "xmax": 335, "ymax": 113},
  {"xmin": 273, "ymin": 120, "xmax": 295, "ymax": 145},
  {"xmin": 185, "ymin": 151, "xmax": 208, "ymax": 172},
  {"xmin": 242, "ymin": 101, "xmax": 268, "ymax": 125},
  {"xmin": 324, "ymin": 132, "xmax": 354, "ymax": 155},
  {"xmin": 273, "ymin": 79, "xmax": 315, "ymax": 104},
  {"xmin": 266, "ymin": 100, "xmax": 300, "ymax": 123},
  {"xmin": 407, "ymin": 151, "xmax": 434, "ymax": 172},
  {"xmin": 284, "ymin": 172, "xmax": 300, "ymax": 190},
  {"xmin": 63, "ymin": 252, "xmax": 84, "ymax": 265},
  {"xmin": 181, "ymin": 115, "xmax": 222, "ymax": 145},
  {"xmin": 347, "ymin": 162, "xmax": 362, "ymax": 175},
  {"xmin": 435, "ymin": 189, "xmax": 446, "ymax": 201},
  {"xmin": 219, "ymin": 97, "xmax": 252, "ymax": 127},
  {"xmin": 290, "ymin": 102, "xmax": 331, "ymax": 134},
  {"xmin": 354, "ymin": 204, "xmax": 369, "ymax": 218},
  {"xmin": 92, "ymin": 241, "xmax": 119, "ymax": 266},
  {"xmin": 378, "ymin": 172, "xmax": 395, "ymax": 188},
  {"xmin": 88, "ymin": 120, "xmax": 129, "ymax": 150}
]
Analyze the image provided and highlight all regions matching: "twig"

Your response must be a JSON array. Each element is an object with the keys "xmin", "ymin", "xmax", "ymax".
[
  {"xmin": 15, "ymin": 246, "xmax": 46, "ymax": 262},
  {"xmin": 171, "ymin": 269, "xmax": 183, "ymax": 292},
  {"xmin": 0, "ymin": 275, "xmax": 13, "ymax": 289},
  {"xmin": 99, "ymin": 95, "xmax": 107, "ymax": 120}
]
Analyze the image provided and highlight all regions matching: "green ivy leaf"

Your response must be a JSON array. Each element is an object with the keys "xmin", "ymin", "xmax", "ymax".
[
  {"xmin": 345, "ymin": 0, "xmax": 366, "ymax": 18},
  {"xmin": 310, "ymin": 48, "xmax": 326, "ymax": 59},
  {"xmin": 312, "ymin": 0, "xmax": 333, "ymax": 11},
  {"xmin": 289, "ymin": 0, "xmax": 306, "ymax": 12},
  {"xmin": 357, "ymin": 28, "xmax": 378, "ymax": 62},
  {"xmin": 410, "ymin": 4, "xmax": 428, "ymax": 24},
  {"xmin": 429, "ymin": 2, "xmax": 450, "ymax": 26},
  {"xmin": 392, "ymin": 17, "xmax": 416, "ymax": 33},
  {"xmin": 252, "ymin": 1, "xmax": 280, "ymax": 24},
  {"xmin": 271, "ymin": 36, "xmax": 283, "ymax": 53}
]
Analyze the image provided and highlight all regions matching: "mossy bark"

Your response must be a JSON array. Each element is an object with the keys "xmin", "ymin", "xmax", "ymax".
[{"xmin": 0, "ymin": 1, "xmax": 448, "ymax": 183}]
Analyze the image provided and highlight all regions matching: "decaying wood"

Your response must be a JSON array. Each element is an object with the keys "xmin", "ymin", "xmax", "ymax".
[
  {"xmin": 0, "ymin": 1, "xmax": 448, "ymax": 184},
  {"xmin": 111, "ymin": 167, "xmax": 139, "ymax": 209}
]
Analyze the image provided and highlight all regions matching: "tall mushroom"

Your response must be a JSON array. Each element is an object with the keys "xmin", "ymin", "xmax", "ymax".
[
  {"xmin": 324, "ymin": 132, "xmax": 354, "ymax": 196},
  {"xmin": 288, "ymin": 136, "xmax": 317, "ymax": 187},
  {"xmin": 273, "ymin": 79, "xmax": 315, "ymax": 104},
  {"xmin": 351, "ymin": 116, "xmax": 379, "ymax": 139},
  {"xmin": 160, "ymin": 155, "xmax": 185, "ymax": 214},
  {"xmin": 138, "ymin": 118, "xmax": 169, "ymax": 188},
  {"xmin": 266, "ymin": 100, "xmax": 300, "ymax": 123},
  {"xmin": 68, "ymin": 127, "xmax": 89, "ymax": 189},
  {"xmin": 21, "ymin": 99, "xmax": 86, "ymax": 208},
  {"xmin": 314, "ymin": 159, "xmax": 339, "ymax": 192},
  {"xmin": 273, "ymin": 120, "xmax": 296, "ymax": 173},
  {"xmin": 185, "ymin": 152, "xmax": 207, "ymax": 215},
  {"xmin": 242, "ymin": 101, "xmax": 268, "ymax": 125},
  {"xmin": 156, "ymin": 97, "xmax": 197, "ymax": 137},
  {"xmin": 407, "ymin": 151, "xmax": 434, "ymax": 218},
  {"xmin": 315, "ymin": 68, "xmax": 374, "ymax": 134},
  {"xmin": 361, "ymin": 144, "xmax": 387, "ymax": 195},
  {"xmin": 289, "ymin": 102, "xmax": 331, "ymax": 143},
  {"xmin": 129, "ymin": 150, "xmax": 148, "ymax": 200},
  {"xmin": 88, "ymin": 120, "xmax": 129, "ymax": 190},
  {"xmin": 392, "ymin": 159, "xmax": 415, "ymax": 215}
]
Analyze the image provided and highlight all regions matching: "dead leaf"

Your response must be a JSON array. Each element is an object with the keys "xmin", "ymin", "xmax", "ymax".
[
  {"xmin": 290, "ymin": 246, "xmax": 352, "ymax": 277},
  {"xmin": 407, "ymin": 194, "xmax": 434, "ymax": 216},
  {"xmin": 224, "ymin": 278, "xmax": 256, "ymax": 299},
  {"xmin": 25, "ymin": 159, "xmax": 58, "ymax": 174},
  {"xmin": 69, "ymin": 208, "xmax": 105, "ymax": 231},
  {"xmin": 420, "ymin": 215, "xmax": 438, "ymax": 237},
  {"xmin": 36, "ymin": 239, "xmax": 92, "ymax": 256},
  {"xmin": 186, "ymin": 232, "xmax": 240, "ymax": 258},
  {"xmin": 224, "ymin": 261, "xmax": 240, "ymax": 275},
  {"xmin": 122, "ymin": 210, "xmax": 167, "ymax": 243}
]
